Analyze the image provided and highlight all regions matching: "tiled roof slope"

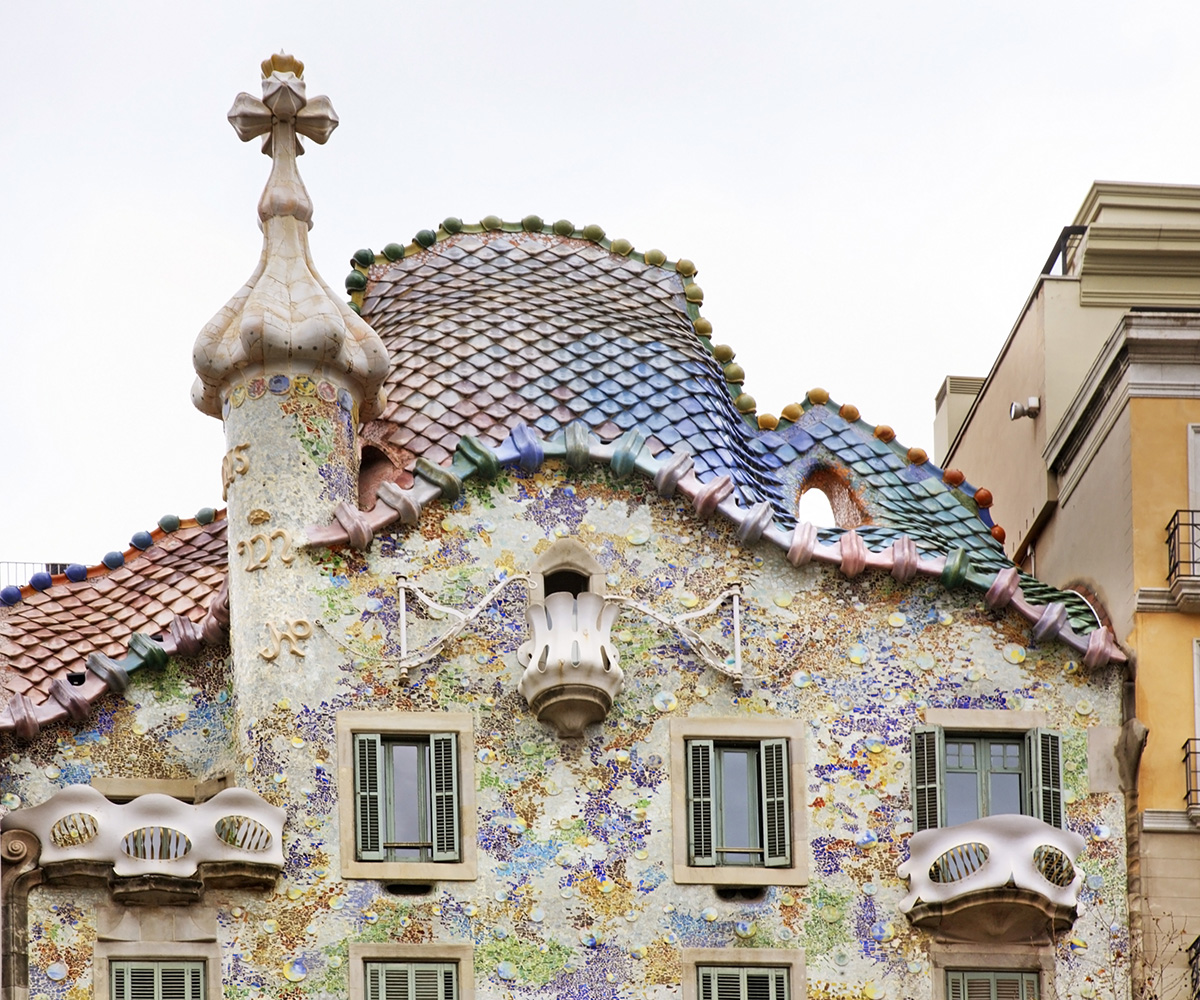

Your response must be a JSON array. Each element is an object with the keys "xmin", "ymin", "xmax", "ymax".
[
  {"xmin": 0, "ymin": 518, "xmax": 227, "ymax": 707},
  {"xmin": 352, "ymin": 219, "xmax": 1098, "ymax": 633},
  {"xmin": 358, "ymin": 226, "xmax": 787, "ymax": 519}
]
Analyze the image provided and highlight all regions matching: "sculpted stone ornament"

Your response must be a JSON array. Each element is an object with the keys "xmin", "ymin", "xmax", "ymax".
[{"xmin": 191, "ymin": 53, "xmax": 389, "ymax": 421}]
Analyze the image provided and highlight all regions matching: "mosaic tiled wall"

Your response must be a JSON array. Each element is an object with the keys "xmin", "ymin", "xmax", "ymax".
[{"xmin": 6, "ymin": 464, "xmax": 1129, "ymax": 1000}]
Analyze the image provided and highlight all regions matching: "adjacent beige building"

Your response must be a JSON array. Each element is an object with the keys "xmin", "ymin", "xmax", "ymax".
[{"xmin": 941, "ymin": 181, "xmax": 1200, "ymax": 998}]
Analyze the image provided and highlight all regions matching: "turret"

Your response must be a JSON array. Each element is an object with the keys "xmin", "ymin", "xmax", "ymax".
[{"xmin": 191, "ymin": 54, "xmax": 390, "ymax": 786}]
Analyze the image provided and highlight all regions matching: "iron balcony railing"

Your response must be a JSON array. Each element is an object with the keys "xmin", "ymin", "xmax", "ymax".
[
  {"xmin": 1185, "ymin": 739, "xmax": 1200, "ymax": 819},
  {"xmin": 1189, "ymin": 930, "xmax": 1200, "ymax": 1000},
  {"xmin": 0, "ymin": 561, "xmax": 69, "ymax": 589},
  {"xmin": 1167, "ymin": 511, "xmax": 1200, "ymax": 584}
]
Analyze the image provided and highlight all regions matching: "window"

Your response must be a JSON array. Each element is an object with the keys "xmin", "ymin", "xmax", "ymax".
[
  {"xmin": 669, "ymin": 718, "xmax": 807, "ymax": 886},
  {"xmin": 365, "ymin": 962, "xmax": 457, "ymax": 1000},
  {"xmin": 111, "ymin": 961, "xmax": 204, "ymax": 1000},
  {"xmin": 349, "ymin": 944, "xmax": 474, "ymax": 1000},
  {"xmin": 687, "ymin": 739, "xmax": 790, "ymax": 867},
  {"xmin": 681, "ymin": 948, "xmax": 804, "ymax": 1000},
  {"xmin": 528, "ymin": 537, "xmax": 605, "ymax": 603},
  {"xmin": 94, "ymin": 905, "xmax": 221, "ymax": 1000},
  {"xmin": 698, "ymin": 966, "xmax": 789, "ymax": 1000},
  {"xmin": 946, "ymin": 971, "xmax": 1039, "ymax": 1000},
  {"xmin": 337, "ymin": 712, "xmax": 476, "ymax": 881},
  {"xmin": 912, "ymin": 725, "xmax": 1063, "ymax": 832},
  {"xmin": 354, "ymin": 732, "xmax": 459, "ymax": 863}
]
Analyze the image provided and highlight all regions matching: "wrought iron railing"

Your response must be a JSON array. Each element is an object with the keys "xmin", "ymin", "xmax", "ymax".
[
  {"xmin": 1185, "ymin": 739, "xmax": 1200, "ymax": 818},
  {"xmin": 1168, "ymin": 511, "xmax": 1200, "ymax": 584},
  {"xmin": 0, "ymin": 561, "xmax": 69, "ymax": 589},
  {"xmin": 1188, "ymin": 930, "xmax": 1200, "ymax": 1000}
]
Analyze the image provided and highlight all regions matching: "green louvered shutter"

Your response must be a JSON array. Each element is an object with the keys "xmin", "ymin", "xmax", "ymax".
[
  {"xmin": 699, "ymin": 967, "xmax": 788, "ymax": 1000},
  {"xmin": 911, "ymin": 725, "xmax": 944, "ymax": 831},
  {"xmin": 365, "ymin": 963, "xmax": 384, "ymax": 1000},
  {"xmin": 1026, "ymin": 729, "xmax": 1064, "ymax": 828},
  {"xmin": 368, "ymin": 963, "xmax": 456, "ymax": 1000},
  {"xmin": 430, "ymin": 732, "xmax": 460, "ymax": 861},
  {"xmin": 687, "ymin": 739, "xmax": 716, "ymax": 865},
  {"xmin": 354, "ymin": 733, "xmax": 386, "ymax": 860},
  {"xmin": 947, "ymin": 971, "xmax": 1039, "ymax": 1000},
  {"xmin": 112, "ymin": 962, "xmax": 203, "ymax": 1000},
  {"xmin": 413, "ymin": 963, "xmax": 456, "ymax": 1000},
  {"xmin": 759, "ymin": 738, "xmax": 791, "ymax": 867},
  {"xmin": 747, "ymin": 967, "xmax": 789, "ymax": 1000}
]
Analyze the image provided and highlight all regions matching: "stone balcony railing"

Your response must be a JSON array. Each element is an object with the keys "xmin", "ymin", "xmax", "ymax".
[
  {"xmin": 1, "ymin": 784, "xmax": 284, "ymax": 903},
  {"xmin": 897, "ymin": 814, "xmax": 1085, "ymax": 942},
  {"xmin": 517, "ymin": 591, "xmax": 624, "ymax": 737}
]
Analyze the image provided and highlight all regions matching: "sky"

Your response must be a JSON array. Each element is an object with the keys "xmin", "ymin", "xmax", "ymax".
[{"xmin": 3, "ymin": 2, "xmax": 1200, "ymax": 567}]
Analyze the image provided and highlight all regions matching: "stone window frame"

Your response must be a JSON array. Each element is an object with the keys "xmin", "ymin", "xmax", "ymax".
[
  {"xmin": 336, "ymin": 711, "xmax": 477, "ymax": 882},
  {"xmin": 680, "ymin": 946, "xmax": 806, "ymax": 1000},
  {"xmin": 93, "ymin": 906, "xmax": 221, "ymax": 1000},
  {"xmin": 929, "ymin": 940, "xmax": 1054, "ymax": 1000},
  {"xmin": 916, "ymin": 709, "xmax": 1057, "ymax": 831},
  {"xmin": 348, "ymin": 943, "xmax": 475, "ymax": 1000},
  {"xmin": 669, "ymin": 717, "xmax": 808, "ymax": 886}
]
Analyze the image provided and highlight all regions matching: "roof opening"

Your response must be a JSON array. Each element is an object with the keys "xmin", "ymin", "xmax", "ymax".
[
  {"xmin": 798, "ymin": 487, "xmax": 837, "ymax": 528},
  {"xmin": 798, "ymin": 466, "xmax": 868, "ymax": 530},
  {"xmin": 359, "ymin": 445, "xmax": 399, "ymax": 510}
]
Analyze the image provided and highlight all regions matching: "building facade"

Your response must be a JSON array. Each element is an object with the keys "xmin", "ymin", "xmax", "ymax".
[
  {"xmin": 0, "ymin": 58, "xmax": 1132, "ymax": 1000},
  {"xmin": 940, "ymin": 181, "xmax": 1200, "ymax": 997}
]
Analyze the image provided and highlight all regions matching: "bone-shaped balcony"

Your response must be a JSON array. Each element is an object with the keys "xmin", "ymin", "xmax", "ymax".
[
  {"xmin": 1, "ymin": 784, "xmax": 285, "ymax": 903},
  {"xmin": 897, "ymin": 814, "xmax": 1086, "ymax": 942},
  {"xmin": 517, "ymin": 591, "xmax": 624, "ymax": 737}
]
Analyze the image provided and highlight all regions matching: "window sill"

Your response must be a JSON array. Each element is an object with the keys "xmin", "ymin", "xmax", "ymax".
[
  {"xmin": 673, "ymin": 863, "xmax": 808, "ymax": 887},
  {"xmin": 341, "ymin": 859, "xmax": 477, "ymax": 882}
]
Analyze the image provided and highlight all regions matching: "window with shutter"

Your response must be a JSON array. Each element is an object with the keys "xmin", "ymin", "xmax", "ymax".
[
  {"xmin": 911, "ymin": 726, "xmax": 1064, "ymax": 830},
  {"xmin": 946, "ymin": 971, "xmax": 1039, "ymax": 1000},
  {"xmin": 352, "ymin": 733, "xmax": 461, "ymax": 864},
  {"xmin": 685, "ymin": 739, "xmax": 792, "ymax": 869},
  {"xmin": 697, "ymin": 966, "xmax": 789, "ymax": 1000},
  {"xmin": 111, "ymin": 961, "xmax": 205, "ymax": 1000},
  {"xmin": 364, "ymin": 962, "xmax": 458, "ymax": 1000}
]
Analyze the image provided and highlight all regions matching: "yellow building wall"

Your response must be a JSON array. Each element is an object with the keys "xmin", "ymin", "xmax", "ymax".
[{"xmin": 1131, "ymin": 396, "xmax": 1200, "ymax": 810}]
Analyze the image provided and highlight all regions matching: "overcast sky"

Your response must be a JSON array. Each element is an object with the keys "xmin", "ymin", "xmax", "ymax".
[{"xmin": 3, "ymin": 2, "xmax": 1199, "ymax": 567}]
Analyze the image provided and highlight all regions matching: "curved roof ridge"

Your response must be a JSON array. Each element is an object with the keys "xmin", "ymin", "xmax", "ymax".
[{"xmin": 302, "ymin": 415, "xmax": 1118, "ymax": 656}]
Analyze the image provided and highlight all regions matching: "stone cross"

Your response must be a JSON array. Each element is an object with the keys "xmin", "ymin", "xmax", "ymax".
[{"xmin": 226, "ymin": 53, "xmax": 339, "ymax": 228}]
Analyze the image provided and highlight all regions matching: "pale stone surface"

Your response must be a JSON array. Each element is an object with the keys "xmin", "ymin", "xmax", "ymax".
[{"xmin": 191, "ymin": 59, "xmax": 388, "ymax": 420}]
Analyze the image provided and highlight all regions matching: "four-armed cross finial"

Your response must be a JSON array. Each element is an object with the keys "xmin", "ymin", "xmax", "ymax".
[{"xmin": 226, "ymin": 53, "xmax": 339, "ymax": 227}]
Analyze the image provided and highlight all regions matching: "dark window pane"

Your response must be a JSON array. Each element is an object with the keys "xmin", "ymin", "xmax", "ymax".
[
  {"xmin": 945, "ymin": 770, "xmax": 980, "ymax": 826},
  {"xmin": 391, "ymin": 743, "xmax": 424, "ymax": 859},
  {"xmin": 990, "ymin": 772, "xmax": 1022, "ymax": 815},
  {"xmin": 720, "ymin": 749, "xmax": 756, "ymax": 864}
]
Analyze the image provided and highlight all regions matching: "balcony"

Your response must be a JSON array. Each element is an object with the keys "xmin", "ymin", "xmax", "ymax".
[
  {"xmin": 1185, "ymin": 739, "xmax": 1200, "ymax": 826},
  {"xmin": 897, "ymin": 814, "xmax": 1086, "ymax": 943},
  {"xmin": 1, "ymin": 784, "xmax": 284, "ymax": 904},
  {"xmin": 1167, "ymin": 510, "xmax": 1200, "ymax": 612},
  {"xmin": 517, "ymin": 591, "xmax": 624, "ymax": 738}
]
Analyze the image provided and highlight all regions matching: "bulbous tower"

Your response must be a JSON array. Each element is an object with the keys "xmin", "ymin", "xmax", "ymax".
[{"xmin": 191, "ymin": 54, "xmax": 390, "ymax": 774}]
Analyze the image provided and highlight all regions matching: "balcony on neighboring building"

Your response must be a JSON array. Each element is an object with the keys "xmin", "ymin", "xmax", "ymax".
[
  {"xmin": 1185, "ymin": 739, "xmax": 1200, "ymax": 826},
  {"xmin": 897, "ymin": 814, "xmax": 1086, "ymax": 943},
  {"xmin": 0, "ymin": 561, "xmax": 68, "ymax": 590},
  {"xmin": 1167, "ymin": 510, "xmax": 1200, "ymax": 612}
]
